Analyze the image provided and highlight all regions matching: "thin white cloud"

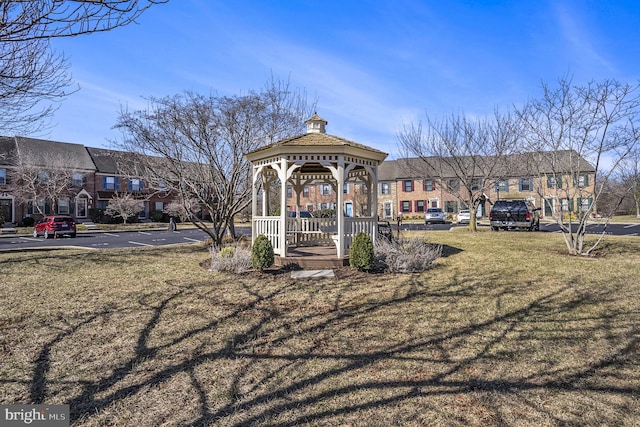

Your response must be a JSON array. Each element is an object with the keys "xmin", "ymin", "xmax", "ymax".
[{"xmin": 553, "ymin": 3, "xmax": 616, "ymax": 74}]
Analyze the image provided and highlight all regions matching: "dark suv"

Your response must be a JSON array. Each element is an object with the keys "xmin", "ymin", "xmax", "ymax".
[{"xmin": 489, "ymin": 199, "xmax": 540, "ymax": 231}]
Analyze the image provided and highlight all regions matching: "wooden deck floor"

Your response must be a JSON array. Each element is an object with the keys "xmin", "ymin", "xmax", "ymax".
[{"xmin": 275, "ymin": 245, "xmax": 349, "ymax": 269}]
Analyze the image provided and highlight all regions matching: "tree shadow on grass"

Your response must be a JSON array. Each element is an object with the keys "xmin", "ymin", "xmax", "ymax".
[
  {"xmin": 439, "ymin": 244, "xmax": 463, "ymax": 258},
  {"xmin": 17, "ymin": 269, "xmax": 640, "ymax": 426}
]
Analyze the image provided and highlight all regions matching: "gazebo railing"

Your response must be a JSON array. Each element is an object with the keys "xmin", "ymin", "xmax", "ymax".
[
  {"xmin": 344, "ymin": 217, "xmax": 376, "ymax": 249},
  {"xmin": 287, "ymin": 217, "xmax": 336, "ymax": 246},
  {"xmin": 253, "ymin": 216, "xmax": 378, "ymax": 256},
  {"xmin": 254, "ymin": 216, "xmax": 282, "ymax": 254}
]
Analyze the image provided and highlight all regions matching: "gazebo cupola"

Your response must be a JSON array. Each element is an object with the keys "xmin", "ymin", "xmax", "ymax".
[
  {"xmin": 305, "ymin": 112, "xmax": 328, "ymax": 134},
  {"xmin": 244, "ymin": 113, "xmax": 388, "ymax": 265}
]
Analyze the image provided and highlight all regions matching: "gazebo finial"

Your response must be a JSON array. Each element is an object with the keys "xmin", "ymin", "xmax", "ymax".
[{"xmin": 305, "ymin": 112, "xmax": 328, "ymax": 134}]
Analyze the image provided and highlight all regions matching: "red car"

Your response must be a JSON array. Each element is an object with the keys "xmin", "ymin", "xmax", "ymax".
[{"xmin": 33, "ymin": 216, "xmax": 77, "ymax": 238}]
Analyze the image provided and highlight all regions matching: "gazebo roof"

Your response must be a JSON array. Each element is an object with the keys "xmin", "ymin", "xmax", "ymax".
[{"xmin": 245, "ymin": 132, "xmax": 388, "ymax": 163}]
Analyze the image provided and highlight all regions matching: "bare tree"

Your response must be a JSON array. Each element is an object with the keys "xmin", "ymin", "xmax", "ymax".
[
  {"xmin": 618, "ymin": 147, "xmax": 640, "ymax": 218},
  {"xmin": 0, "ymin": 1, "xmax": 167, "ymax": 133},
  {"xmin": 397, "ymin": 109, "xmax": 520, "ymax": 231},
  {"xmin": 105, "ymin": 192, "xmax": 144, "ymax": 224},
  {"xmin": 516, "ymin": 78, "xmax": 640, "ymax": 255},
  {"xmin": 113, "ymin": 79, "xmax": 314, "ymax": 247},
  {"xmin": 7, "ymin": 149, "xmax": 77, "ymax": 214}
]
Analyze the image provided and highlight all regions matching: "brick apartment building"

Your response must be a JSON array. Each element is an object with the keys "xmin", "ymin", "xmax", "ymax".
[{"xmin": 0, "ymin": 136, "xmax": 175, "ymax": 225}]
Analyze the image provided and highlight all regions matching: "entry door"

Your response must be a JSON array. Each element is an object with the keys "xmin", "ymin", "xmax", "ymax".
[
  {"xmin": 76, "ymin": 197, "xmax": 88, "ymax": 218},
  {"xmin": 0, "ymin": 198, "xmax": 13, "ymax": 223},
  {"xmin": 383, "ymin": 201, "xmax": 392, "ymax": 218},
  {"xmin": 345, "ymin": 202, "xmax": 353, "ymax": 217}
]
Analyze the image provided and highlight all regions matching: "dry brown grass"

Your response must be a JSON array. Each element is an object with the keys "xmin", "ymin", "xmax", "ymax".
[{"xmin": 1, "ymin": 231, "xmax": 639, "ymax": 426}]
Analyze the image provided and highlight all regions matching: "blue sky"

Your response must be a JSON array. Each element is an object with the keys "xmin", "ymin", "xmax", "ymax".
[{"xmin": 45, "ymin": 0, "xmax": 640, "ymax": 158}]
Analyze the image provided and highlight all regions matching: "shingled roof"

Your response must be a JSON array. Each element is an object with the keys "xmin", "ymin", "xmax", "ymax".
[
  {"xmin": 0, "ymin": 136, "xmax": 96, "ymax": 170},
  {"xmin": 246, "ymin": 132, "xmax": 388, "ymax": 158},
  {"xmin": 379, "ymin": 150, "xmax": 596, "ymax": 181}
]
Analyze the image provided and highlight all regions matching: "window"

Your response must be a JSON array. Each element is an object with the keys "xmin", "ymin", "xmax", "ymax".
[
  {"xmin": 403, "ymin": 180, "xmax": 413, "ymax": 192},
  {"xmin": 424, "ymin": 179, "xmax": 434, "ymax": 191},
  {"xmin": 444, "ymin": 200, "xmax": 458, "ymax": 213},
  {"xmin": 103, "ymin": 176, "xmax": 119, "ymax": 190},
  {"xmin": 496, "ymin": 179, "xmax": 509, "ymax": 193},
  {"xmin": 97, "ymin": 200, "xmax": 108, "ymax": 209},
  {"xmin": 380, "ymin": 182, "xmax": 390, "ymax": 195},
  {"xmin": 547, "ymin": 175, "xmax": 562, "ymax": 188},
  {"xmin": 519, "ymin": 178, "xmax": 533, "ymax": 192},
  {"xmin": 578, "ymin": 197, "xmax": 592, "ymax": 212},
  {"xmin": 129, "ymin": 178, "xmax": 143, "ymax": 191},
  {"xmin": 320, "ymin": 184, "xmax": 331, "ymax": 195},
  {"xmin": 57, "ymin": 198, "xmax": 70, "ymax": 214},
  {"xmin": 560, "ymin": 198, "xmax": 574, "ymax": 212},
  {"xmin": 415, "ymin": 200, "xmax": 425, "ymax": 213},
  {"xmin": 155, "ymin": 202, "xmax": 164, "ymax": 211},
  {"xmin": 446, "ymin": 178, "xmax": 459, "ymax": 192},
  {"xmin": 401, "ymin": 200, "xmax": 411, "ymax": 213},
  {"xmin": 577, "ymin": 175, "xmax": 589, "ymax": 187},
  {"xmin": 286, "ymin": 186, "xmax": 292, "ymax": 198},
  {"xmin": 158, "ymin": 181, "xmax": 167, "ymax": 193},
  {"xmin": 343, "ymin": 183, "xmax": 350, "ymax": 194},
  {"xmin": 0, "ymin": 168, "xmax": 6, "ymax": 185},
  {"xmin": 470, "ymin": 178, "xmax": 482, "ymax": 191},
  {"xmin": 303, "ymin": 186, "xmax": 309, "ymax": 197},
  {"xmin": 28, "ymin": 198, "xmax": 50, "ymax": 215},
  {"xmin": 72, "ymin": 173, "xmax": 84, "ymax": 187}
]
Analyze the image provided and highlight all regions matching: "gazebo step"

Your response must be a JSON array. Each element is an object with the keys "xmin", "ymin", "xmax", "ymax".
[
  {"xmin": 275, "ymin": 255, "xmax": 349, "ymax": 269},
  {"xmin": 291, "ymin": 270, "xmax": 335, "ymax": 279}
]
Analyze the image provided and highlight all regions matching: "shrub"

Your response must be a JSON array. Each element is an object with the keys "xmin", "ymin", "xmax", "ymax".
[
  {"xmin": 150, "ymin": 210, "xmax": 165, "ymax": 222},
  {"xmin": 350, "ymin": 232, "xmax": 375, "ymax": 271},
  {"xmin": 251, "ymin": 234, "xmax": 274, "ymax": 271},
  {"xmin": 21, "ymin": 217, "xmax": 35, "ymax": 227},
  {"xmin": 374, "ymin": 238, "xmax": 441, "ymax": 273},
  {"xmin": 88, "ymin": 208, "xmax": 104, "ymax": 223},
  {"xmin": 219, "ymin": 247, "xmax": 235, "ymax": 258},
  {"xmin": 210, "ymin": 245, "xmax": 252, "ymax": 274}
]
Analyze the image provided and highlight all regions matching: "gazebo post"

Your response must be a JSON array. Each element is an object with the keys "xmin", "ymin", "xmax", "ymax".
[
  {"xmin": 336, "ymin": 157, "xmax": 345, "ymax": 258},
  {"xmin": 279, "ymin": 157, "xmax": 288, "ymax": 256},
  {"xmin": 251, "ymin": 165, "xmax": 259, "ymax": 243}
]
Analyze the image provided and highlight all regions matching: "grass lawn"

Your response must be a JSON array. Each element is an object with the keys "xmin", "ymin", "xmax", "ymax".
[{"xmin": 1, "ymin": 230, "xmax": 639, "ymax": 426}]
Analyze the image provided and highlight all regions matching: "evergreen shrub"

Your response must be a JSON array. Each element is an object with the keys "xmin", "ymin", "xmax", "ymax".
[
  {"xmin": 350, "ymin": 232, "xmax": 374, "ymax": 271},
  {"xmin": 251, "ymin": 234, "xmax": 274, "ymax": 271}
]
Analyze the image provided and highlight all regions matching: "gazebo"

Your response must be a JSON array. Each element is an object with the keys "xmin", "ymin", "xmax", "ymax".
[{"xmin": 244, "ymin": 113, "xmax": 388, "ymax": 267}]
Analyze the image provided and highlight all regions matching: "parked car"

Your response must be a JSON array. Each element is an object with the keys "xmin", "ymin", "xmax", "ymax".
[
  {"xmin": 489, "ymin": 199, "xmax": 540, "ymax": 231},
  {"xmin": 33, "ymin": 215, "xmax": 76, "ymax": 238},
  {"xmin": 456, "ymin": 209, "xmax": 471, "ymax": 224},
  {"xmin": 456, "ymin": 209, "xmax": 481, "ymax": 224},
  {"xmin": 289, "ymin": 211, "xmax": 314, "ymax": 218},
  {"xmin": 424, "ymin": 207, "xmax": 446, "ymax": 224}
]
